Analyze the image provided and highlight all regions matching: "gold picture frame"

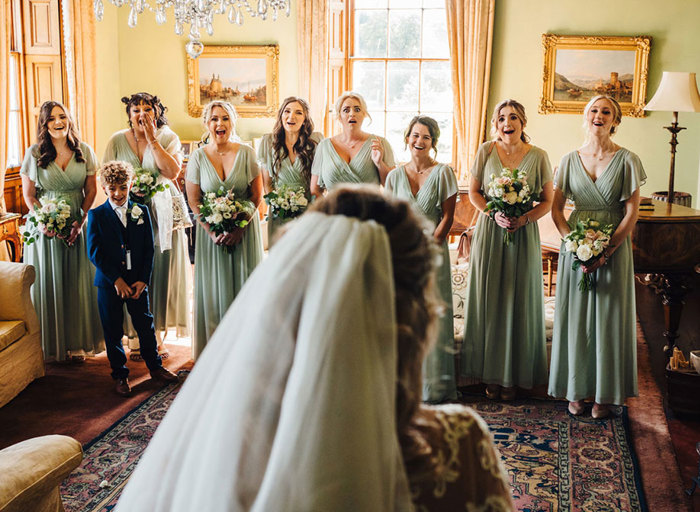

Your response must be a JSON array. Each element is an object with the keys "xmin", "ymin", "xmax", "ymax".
[
  {"xmin": 187, "ymin": 44, "xmax": 280, "ymax": 118},
  {"xmin": 539, "ymin": 34, "xmax": 651, "ymax": 117}
]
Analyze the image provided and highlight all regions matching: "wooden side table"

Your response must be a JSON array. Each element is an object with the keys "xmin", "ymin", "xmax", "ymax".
[{"xmin": 0, "ymin": 213, "xmax": 22, "ymax": 262}]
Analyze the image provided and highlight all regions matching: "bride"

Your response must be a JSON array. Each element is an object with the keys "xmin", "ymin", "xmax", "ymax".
[{"xmin": 115, "ymin": 185, "xmax": 512, "ymax": 512}]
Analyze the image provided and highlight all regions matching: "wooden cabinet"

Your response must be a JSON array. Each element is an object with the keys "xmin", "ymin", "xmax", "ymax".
[{"xmin": 0, "ymin": 213, "xmax": 23, "ymax": 262}]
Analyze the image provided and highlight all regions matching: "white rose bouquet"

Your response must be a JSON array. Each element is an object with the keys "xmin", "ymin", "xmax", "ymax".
[
  {"xmin": 263, "ymin": 185, "xmax": 309, "ymax": 220},
  {"xmin": 130, "ymin": 167, "xmax": 168, "ymax": 203},
  {"xmin": 484, "ymin": 167, "xmax": 535, "ymax": 244},
  {"xmin": 23, "ymin": 197, "xmax": 74, "ymax": 247},
  {"xmin": 197, "ymin": 186, "xmax": 255, "ymax": 253},
  {"xmin": 562, "ymin": 218, "xmax": 614, "ymax": 292}
]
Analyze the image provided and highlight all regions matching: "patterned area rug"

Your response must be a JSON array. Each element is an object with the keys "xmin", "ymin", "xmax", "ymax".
[
  {"xmin": 468, "ymin": 398, "xmax": 647, "ymax": 512},
  {"xmin": 61, "ymin": 384, "xmax": 646, "ymax": 512}
]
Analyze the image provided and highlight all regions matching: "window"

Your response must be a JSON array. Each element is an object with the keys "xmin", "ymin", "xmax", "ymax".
[
  {"xmin": 349, "ymin": 0, "xmax": 453, "ymax": 163},
  {"xmin": 7, "ymin": 0, "xmax": 25, "ymax": 168}
]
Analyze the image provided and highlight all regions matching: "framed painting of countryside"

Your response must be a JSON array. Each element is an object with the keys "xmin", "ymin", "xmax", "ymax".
[
  {"xmin": 539, "ymin": 34, "xmax": 651, "ymax": 117},
  {"xmin": 187, "ymin": 44, "xmax": 279, "ymax": 118}
]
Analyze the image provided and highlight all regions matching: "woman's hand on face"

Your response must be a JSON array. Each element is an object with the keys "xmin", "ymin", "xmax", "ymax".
[
  {"xmin": 141, "ymin": 113, "xmax": 158, "ymax": 143},
  {"xmin": 370, "ymin": 137, "xmax": 384, "ymax": 167},
  {"xmin": 66, "ymin": 220, "xmax": 82, "ymax": 246}
]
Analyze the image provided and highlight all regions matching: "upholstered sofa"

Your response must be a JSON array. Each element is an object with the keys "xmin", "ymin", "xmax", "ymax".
[
  {"xmin": 0, "ymin": 261, "xmax": 44, "ymax": 407},
  {"xmin": 0, "ymin": 435, "xmax": 83, "ymax": 512}
]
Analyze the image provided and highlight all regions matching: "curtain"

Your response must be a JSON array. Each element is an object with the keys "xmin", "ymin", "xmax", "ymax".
[
  {"xmin": 297, "ymin": 0, "xmax": 328, "ymax": 133},
  {"xmin": 0, "ymin": 0, "xmax": 11, "ymax": 214},
  {"xmin": 67, "ymin": 0, "xmax": 97, "ymax": 148},
  {"xmin": 445, "ymin": 0, "xmax": 495, "ymax": 181}
]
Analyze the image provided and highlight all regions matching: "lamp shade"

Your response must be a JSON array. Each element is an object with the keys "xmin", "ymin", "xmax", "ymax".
[{"xmin": 645, "ymin": 72, "xmax": 700, "ymax": 112}]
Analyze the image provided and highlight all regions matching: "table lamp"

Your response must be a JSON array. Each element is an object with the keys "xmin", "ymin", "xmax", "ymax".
[{"xmin": 644, "ymin": 71, "xmax": 700, "ymax": 208}]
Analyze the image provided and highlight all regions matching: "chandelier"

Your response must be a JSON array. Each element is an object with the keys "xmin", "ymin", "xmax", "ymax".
[{"xmin": 93, "ymin": 0, "xmax": 291, "ymax": 59}]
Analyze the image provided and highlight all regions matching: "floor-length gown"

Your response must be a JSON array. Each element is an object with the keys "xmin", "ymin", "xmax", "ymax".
[
  {"xmin": 186, "ymin": 145, "xmax": 263, "ymax": 358},
  {"xmin": 386, "ymin": 163, "xmax": 458, "ymax": 402},
  {"xmin": 257, "ymin": 132, "xmax": 322, "ymax": 242},
  {"xmin": 103, "ymin": 127, "xmax": 192, "ymax": 348},
  {"xmin": 548, "ymin": 148, "xmax": 645, "ymax": 405},
  {"xmin": 461, "ymin": 141, "xmax": 552, "ymax": 389},
  {"xmin": 20, "ymin": 143, "xmax": 104, "ymax": 360},
  {"xmin": 311, "ymin": 136, "xmax": 395, "ymax": 189}
]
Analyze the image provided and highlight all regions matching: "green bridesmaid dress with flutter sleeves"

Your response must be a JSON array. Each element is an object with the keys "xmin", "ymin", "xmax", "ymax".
[
  {"xmin": 186, "ymin": 145, "xmax": 263, "ymax": 358},
  {"xmin": 257, "ymin": 132, "xmax": 322, "ymax": 242},
  {"xmin": 548, "ymin": 148, "xmax": 645, "ymax": 405},
  {"xmin": 386, "ymin": 163, "xmax": 459, "ymax": 402},
  {"xmin": 311, "ymin": 136, "xmax": 395, "ymax": 189},
  {"xmin": 103, "ymin": 127, "xmax": 192, "ymax": 341},
  {"xmin": 21, "ymin": 142, "xmax": 104, "ymax": 360},
  {"xmin": 461, "ymin": 141, "xmax": 552, "ymax": 389}
]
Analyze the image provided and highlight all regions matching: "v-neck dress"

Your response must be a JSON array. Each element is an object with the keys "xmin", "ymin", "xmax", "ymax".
[
  {"xmin": 548, "ymin": 148, "xmax": 646, "ymax": 405},
  {"xmin": 386, "ymin": 164, "xmax": 459, "ymax": 402},
  {"xmin": 461, "ymin": 142, "xmax": 553, "ymax": 389},
  {"xmin": 20, "ymin": 143, "xmax": 104, "ymax": 360},
  {"xmin": 311, "ymin": 135, "xmax": 395, "ymax": 189},
  {"xmin": 186, "ymin": 145, "xmax": 263, "ymax": 358},
  {"xmin": 103, "ymin": 127, "xmax": 192, "ymax": 341},
  {"xmin": 257, "ymin": 132, "xmax": 322, "ymax": 241}
]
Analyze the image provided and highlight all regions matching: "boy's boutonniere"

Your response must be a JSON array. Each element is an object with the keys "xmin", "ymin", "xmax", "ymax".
[{"xmin": 128, "ymin": 204, "xmax": 145, "ymax": 225}]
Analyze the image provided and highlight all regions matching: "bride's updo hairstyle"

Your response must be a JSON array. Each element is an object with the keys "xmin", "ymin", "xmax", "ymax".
[{"xmin": 309, "ymin": 184, "xmax": 441, "ymax": 482}]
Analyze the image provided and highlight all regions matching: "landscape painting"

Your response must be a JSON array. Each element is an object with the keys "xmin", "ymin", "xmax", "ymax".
[
  {"xmin": 539, "ymin": 35, "xmax": 651, "ymax": 117},
  {"xmin": 187, "ymin": 45, "xmax": 279, "ymax": 118}
]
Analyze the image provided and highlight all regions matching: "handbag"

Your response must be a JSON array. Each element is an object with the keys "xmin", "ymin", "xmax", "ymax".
[{"xmin": 170, "ymin": 180, "xmax": 193, "ymax": 231}]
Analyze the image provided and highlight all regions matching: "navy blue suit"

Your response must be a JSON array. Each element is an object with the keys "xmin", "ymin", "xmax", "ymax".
[{"xmin": 87, "ymin": 199, "xmax": 161, "ymax": 379}]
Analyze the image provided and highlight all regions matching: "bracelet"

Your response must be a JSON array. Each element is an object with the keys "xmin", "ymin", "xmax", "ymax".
[{"xmin": 525, "ymin": 215, "xmax": 530, "ymax": 225}]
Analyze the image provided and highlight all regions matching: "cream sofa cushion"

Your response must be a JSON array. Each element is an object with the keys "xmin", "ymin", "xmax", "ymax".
[{"xmin": 0, "ymin": 321, "xmax": 26, "ymax": 351}]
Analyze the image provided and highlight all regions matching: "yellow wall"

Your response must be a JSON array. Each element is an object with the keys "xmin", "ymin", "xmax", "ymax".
[
  {"xmin": 95, "ymin": 3, "xmax": 299, "ymax": 154},
  {"xmin": 95, "ymin": 0, "xmax": 700, "ymax": 204},
  {"xmin": 488, "ymin": 0, "xmax": 700, "ymax": 205}
]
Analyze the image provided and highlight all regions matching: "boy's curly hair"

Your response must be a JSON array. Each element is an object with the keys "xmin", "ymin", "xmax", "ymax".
[{"xmin": 99, "ymin": 160, "xmax": 134, "ymax": 186}]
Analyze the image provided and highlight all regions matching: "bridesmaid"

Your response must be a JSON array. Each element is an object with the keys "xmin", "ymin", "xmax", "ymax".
[
  {"xmin": 548, "ymin": 95, "xmax": 645, "ymax": 419},
  {"xmin": 461, "ymin": 99, "xmax": 553, "ymax": 400},
  {"xmin": 185, "ymin": 100, "xmax": 263, "ymax": 358},
  {"xmin": 257, "ymin": 96, "xmax": 322, "ymax": 243},
  {"xmin": 310, "ymin": 91, "xmax": 395, "ymax": 194},
  {"xmin": 103, "ymin": 92, "xmax": 192, "ymax": 360},
  {"xmin": 20, "ymin": 101, "xmax": 103, "ymax": 361},
  {"xmin": 385, "ymin": 116, "xmax": 458, "ymax": 403}
]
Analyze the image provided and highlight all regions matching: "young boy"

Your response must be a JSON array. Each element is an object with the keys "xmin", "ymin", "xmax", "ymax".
[{"xmin": 87, "ymin": 161, "xmax": 178, "ymax": 396}]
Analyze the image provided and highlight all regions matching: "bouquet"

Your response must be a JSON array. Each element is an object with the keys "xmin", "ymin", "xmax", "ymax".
[
  {"xmin": 130, "ymin": 167, "xmax": 168, "ymax": 203},
  {"xmin": 484, "ymin": 167, "xmax": 535, "ymax": 244},
  {"xmin": 562, "ymin": 218, "xmax": 614, "ymax": 292},
  {"xmin": 264, "ymin": 185, "xmax": 309, "ymax": 220},
  {"xmin": 23, "ymin": 197, "xmax": 74, "ymax": 247},
  {"xmin": 198, "ymin": 186, "xmax": 255, "ymax": 253}
]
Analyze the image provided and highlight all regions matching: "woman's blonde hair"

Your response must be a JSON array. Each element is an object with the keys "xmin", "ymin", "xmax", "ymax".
[
  {"xmin": 582, "ymin": 94, "xmax": 622, "ymax": 136},
  {"xmin": 334, "ymin": 91, "xmax": 372, "ymax": 122},
  {"xmin": 201, "ymin": 101, "xmax": 240, "ymax": 143},
  {"xmin": 490, "ymin": 99, "xmax": 530, "ymax": 143},
  {"xmin": 309, "ymin": 184, "xmax": 441, "ymax": 484}
]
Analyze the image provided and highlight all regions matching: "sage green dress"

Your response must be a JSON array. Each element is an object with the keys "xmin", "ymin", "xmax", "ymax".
[
  {"xmin": 311, "ymin": 136, "xmax": 395, "ymax": 189},
  {"xmin": 20, "ymin": 143, "xmax": 104, "ymax": 361},
  {"xmin": 461, "ymin": 142, "xmax": 552, "ymax": 389},
  {"xmin": 257, "ymin": 132, "xmax": 322, "ymax": 242},
  {"xmin": 103, "ymin": 127, "xmax": 192, "ymax": 345},
  {"xmin": 386, "ymin": 164, "xmax": 458, "ymax": 402},
  {"xmin": 548, "ymin": 149, "xmax": 645, "ymax": 405},
  {"xmin": 186, "ymin": 145, "xmax": 263, "ymax": 358}
]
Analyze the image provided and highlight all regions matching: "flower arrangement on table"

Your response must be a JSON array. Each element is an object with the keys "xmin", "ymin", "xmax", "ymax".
[
  {"xmin": 23, "ymin": 197, "xmax": 74, "ymax": 247},
  {"xmin": 130, "ymin": 167, "xmax": 168, "ymax": 203},
  {"xmin": 263, "ymin": 185, "xmax": 309, "ymax": 220},
  {"xmin": 198, "ymin": 186, "xmax": 255, "ymax": 253},
  {"xmin": 484, "ymin": 167, "xmax": 535, "ymax": 244},
  {"xmin": 562, "ymin": 218, "xmax": 614, "ymax": 292}
]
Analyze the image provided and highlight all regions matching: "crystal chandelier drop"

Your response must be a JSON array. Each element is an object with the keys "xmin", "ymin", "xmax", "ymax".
[{"xmin": 93, "ymin": 0, "xmax": 291, "ymax": 59}]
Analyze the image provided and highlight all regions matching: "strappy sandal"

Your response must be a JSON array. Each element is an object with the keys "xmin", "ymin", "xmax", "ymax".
[
  {"xmin": 129, "ymin": 350, "xmax": 143, "ymax": 362},
  {"xmin": 485, "ymin": 384, "xmax": 500, "ymax": 400}
]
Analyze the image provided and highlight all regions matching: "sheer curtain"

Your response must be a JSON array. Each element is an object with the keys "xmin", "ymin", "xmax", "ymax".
[
  {"xmin": 0, "ymin": 0, "xmax": 10, "ymax": 214},
  {"xmin": 445, "ymin": 0, "xmax": 495, "ymax": 181},
  {"xmin": 296, "ymin": 0, "xmax": 328, "ymax": 132}
]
